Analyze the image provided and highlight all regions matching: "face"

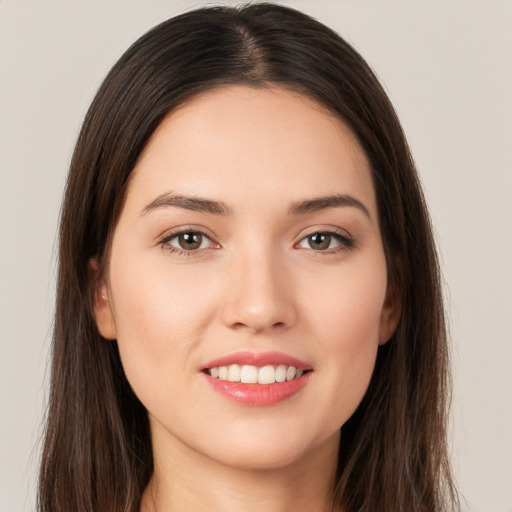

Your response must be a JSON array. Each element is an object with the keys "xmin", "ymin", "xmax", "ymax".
[{"xmin": 94, "ymin": 86, "xmax": 398, "ymax": 470}]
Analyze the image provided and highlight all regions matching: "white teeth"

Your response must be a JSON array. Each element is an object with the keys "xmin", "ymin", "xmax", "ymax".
[
  {"xmin": 227, "ymin": 364, "xmax": 241, "ymax": 382},
  {"xmin": 240, "ymin": 365, "xmax": 258, "ymax": 384},
  {"xmin": 275, "ymin": 365, "xmax": 287, "ymax": 382},
  {"xmin": 286, "ymin": 366, "xmax": 296, "ymax": 381},
  {"xmin": 208, "ymin": 364, "xmax": 306, "ymax": 384},
  {"xmin": 258, "ymin": 365, "xmax": 275, "ymax": 384}
]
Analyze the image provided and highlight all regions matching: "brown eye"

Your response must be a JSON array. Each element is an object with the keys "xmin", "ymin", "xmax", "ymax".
[
  {"xmin": 163, "ymin": 231, "xmax": 213, "ymax": 253},
  {"xmin": 297, "ymin": 231, "xmax": 353, "ymax": 253},
  {"xmin": 177, "ymin": 232, "xmax": 203, "ymax": 250},
  {"xmin": 307, "ymin": 233, "xmax": 331, "ymax": 250}
]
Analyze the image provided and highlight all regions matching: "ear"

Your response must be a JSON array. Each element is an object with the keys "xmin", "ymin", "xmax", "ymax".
[
  {"xmin": 378, "ymin": 281, "xmax": 401, "ymax": 345},
  {"xmin": 89, "ymin": 259, "xmax": 117, "ymax": 340}
]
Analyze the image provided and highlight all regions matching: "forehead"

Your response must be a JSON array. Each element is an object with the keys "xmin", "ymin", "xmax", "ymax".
[{"xmin": 126, "ymin": 85, "xmax": 376, "ymax": 216}]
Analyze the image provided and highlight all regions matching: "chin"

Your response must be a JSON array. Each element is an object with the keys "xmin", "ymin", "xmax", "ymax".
[
  {"xmin": 214, "ymin": 445, "xmax": 306, "ymax": 471},
  {"xmin": 183, "ymin": 419, "xmax": 339, "ymax": 472}
]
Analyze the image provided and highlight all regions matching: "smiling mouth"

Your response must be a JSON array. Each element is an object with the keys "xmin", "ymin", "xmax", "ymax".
[{"xmin": 203, "ymin": 364, "xmax": 311, "ymax": 385}]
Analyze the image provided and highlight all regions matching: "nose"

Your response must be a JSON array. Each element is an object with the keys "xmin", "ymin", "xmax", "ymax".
[{"xmin": 220, "ymin": 247, "xmax": 297, "ymax": 335}]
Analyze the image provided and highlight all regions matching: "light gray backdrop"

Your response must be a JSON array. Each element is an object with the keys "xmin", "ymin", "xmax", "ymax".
[{"xmin": 1, "ymin": 1, "xmax": 511, "ymax": 511}]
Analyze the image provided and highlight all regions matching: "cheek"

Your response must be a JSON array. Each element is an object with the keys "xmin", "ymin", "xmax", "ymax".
[
  {"xmin": 304, "ymin": 254, "xmax": 387, "ymax": 350},
  {"xmin": 106, "ymin": 253, "xmax": 217, "ymax": 398},
  {"xmin": 313, "ymin": 284, "xmax": 383, "ymax": 380},
  {"xmin": 301, "ymin": 255, "xmax": 387, "ymax": 420},
  {"xmin": 111, "ymin": 249, "xmax": 214, "ymax": 336}
]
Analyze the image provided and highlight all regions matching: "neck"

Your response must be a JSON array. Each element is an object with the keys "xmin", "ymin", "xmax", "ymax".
[{"xmin": 140, "ymin": 422, "xmax": 341, "ymax": 512}]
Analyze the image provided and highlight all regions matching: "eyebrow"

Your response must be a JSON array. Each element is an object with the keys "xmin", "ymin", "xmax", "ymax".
[
  {"xmin": 141, "ymin": 192, "xmax": 371, "ymax": 219},
  {"xmin": 288, "ymin": 194, "xmax": 371, "ymax": 219},
  {"xmin": 142, "ymin": 192, "xmax": 232, "ymax": 216}
]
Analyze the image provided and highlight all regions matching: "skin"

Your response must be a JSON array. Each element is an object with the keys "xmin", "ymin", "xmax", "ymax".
[{"xmin": 93, "ymin": 86, "xmax": 399, "ymax": 512}]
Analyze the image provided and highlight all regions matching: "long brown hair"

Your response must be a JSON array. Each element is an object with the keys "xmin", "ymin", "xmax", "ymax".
[{"xmin": 39, "ymin": 4, "xmax": 459, "ymax": 511}]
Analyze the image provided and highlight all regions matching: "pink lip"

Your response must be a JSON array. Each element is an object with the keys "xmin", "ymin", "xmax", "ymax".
[
  {"xmin": 201, "ymin": 351, "xmax": 313, "ymax": 406},
  {"xmin": 203, "ymin": 371, "xmax": 311, "ymax": 406},
  {"xmin": 202, "ymin": 351, "xmax": 312, "ymax": 370}
]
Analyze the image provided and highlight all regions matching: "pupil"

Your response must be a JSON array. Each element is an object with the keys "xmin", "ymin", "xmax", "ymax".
[{"xmin": 179, "ymin": 232, "xmax": 201, "ymax": 250}]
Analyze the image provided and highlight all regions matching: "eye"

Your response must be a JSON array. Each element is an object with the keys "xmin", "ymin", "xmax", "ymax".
[
  {"xmin": 297, "ymin": 231, "xmax": 354, "ymax": 252},
  {"xmin": 160, "ymin": 229, "xmax": 217, "ymax": 255}
]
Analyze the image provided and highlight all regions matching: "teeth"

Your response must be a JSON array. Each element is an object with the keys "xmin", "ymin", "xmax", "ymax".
[
  {"xmin": 275, "ymin": 364, "xmax": 287, "ymax": 382},
  {"xmin": 258, "ymin": 365, "xmax": 275, "ymax": 384},
  {"xmin": 227, "ymin": 364, "xmax": 241, "ymax": 382},
  {"xmin": 240, "ymin": 365, "xmax": 258, "ymax": 384},
  {"xmin": 286, "ymin": 366, "xmax": 296, "ymax": 381},
  {"xmin": 207, "ymin": 364, "xmax": 306, "ymax": 384}
]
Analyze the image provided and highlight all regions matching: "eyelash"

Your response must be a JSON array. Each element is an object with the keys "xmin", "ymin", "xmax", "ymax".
[
  {"xmin": 158, "ymin": 228, "xmax": 355, "ymax": 257},
  {"xmin": 158, "ymin": 228, "xmax": 219, "ymax": 258},
  {"xmin": 295, "ymin": 229, "xmax": 355, "ymax": 254}
]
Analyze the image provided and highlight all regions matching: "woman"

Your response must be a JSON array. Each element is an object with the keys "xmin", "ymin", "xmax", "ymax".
[{"xmin": 38, "ymin": 3, "xmax": 460, "ymax": 511}]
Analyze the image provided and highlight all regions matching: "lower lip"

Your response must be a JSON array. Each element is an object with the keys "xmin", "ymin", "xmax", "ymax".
[{"xmin": 203, "ymin": 372, "xmax": 311, "ymax": 406}]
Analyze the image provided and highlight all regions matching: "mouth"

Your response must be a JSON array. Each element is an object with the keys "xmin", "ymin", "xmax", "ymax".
[
  {"xmin": 203, "ymin": 364, "xmax": 311, "ymax": 384},
  {"xmin": 201, "ymin": 351, "xmax": 313, "ymax": 406}
]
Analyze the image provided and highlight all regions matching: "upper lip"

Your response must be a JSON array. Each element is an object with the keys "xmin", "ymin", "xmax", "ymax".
[{"xmin": 202, "ymin": 351, "xmax": 312, "ymax": 370}]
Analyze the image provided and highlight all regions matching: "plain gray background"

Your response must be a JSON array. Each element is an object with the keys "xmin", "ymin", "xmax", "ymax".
[{"xmin": 1, "ymin": 1, "xmax": 511, "ymax": 511}]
